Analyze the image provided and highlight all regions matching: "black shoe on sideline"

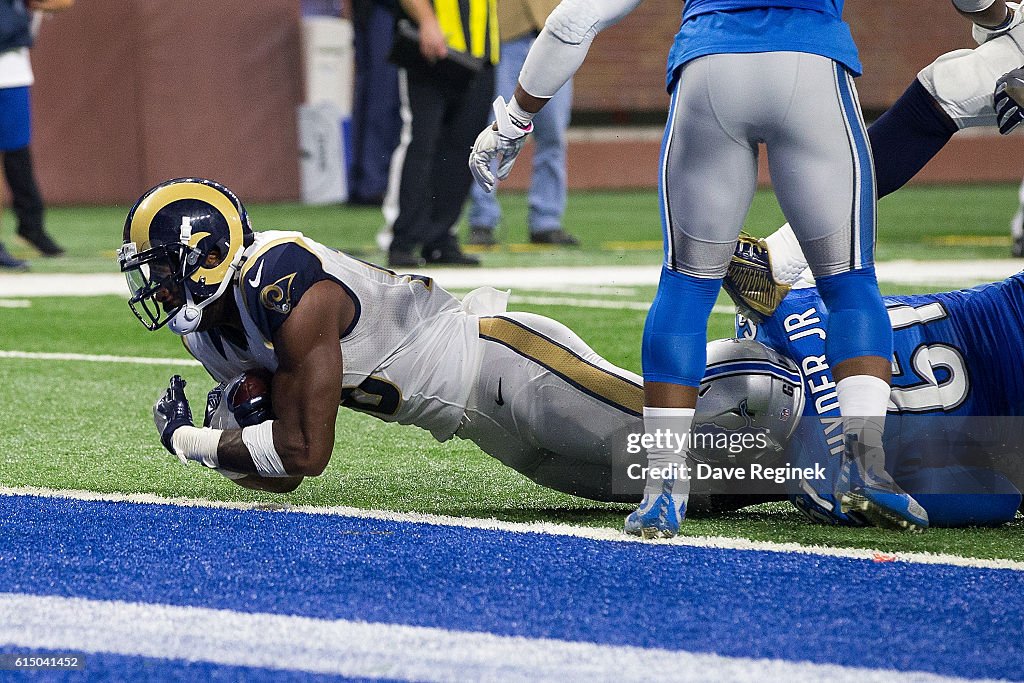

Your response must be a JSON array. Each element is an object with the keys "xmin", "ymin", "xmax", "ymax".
[
  {"xmin": 424, "ymin": 248, "xmax": 480, "ymax": 267},
  {"xmin": 18, "ymin": 229, "xmax": 65, "ymax": 256},
  {"xmin": 529, "ymin": 229, "xmax": 580, "ymax": 247}
]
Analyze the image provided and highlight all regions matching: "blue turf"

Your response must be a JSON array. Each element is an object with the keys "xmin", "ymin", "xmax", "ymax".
[{"xmin": 0, "ymin": 495, "xmax": 1021, "ymax": 680}]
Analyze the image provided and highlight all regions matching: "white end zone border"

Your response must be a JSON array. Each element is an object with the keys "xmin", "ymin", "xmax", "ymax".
[
  {"xmin": 2, "ymin": 485, "xmax": 1021, "ymax": 572},
  {"xmin": 0, "ymin": 592, "xmax": 995, "ymax": 683}
]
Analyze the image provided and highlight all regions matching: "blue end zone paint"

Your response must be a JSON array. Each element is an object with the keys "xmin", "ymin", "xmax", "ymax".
[
  {"xmin": 1, "ymin": 496, "xmax": 1022, "ymax": 679},
  {"xmin": 0, "ymin": 647, "xmax": 388, "ymax": 682}
]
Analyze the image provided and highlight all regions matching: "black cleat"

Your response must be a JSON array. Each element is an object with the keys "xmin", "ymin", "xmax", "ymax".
[
  {"xmin": 18, "ymin": 228, "xmax": 65, "ymax": 256},
  {"xmin": 529, "ymin": 229, "xmax": 580, "ymax": 246}
]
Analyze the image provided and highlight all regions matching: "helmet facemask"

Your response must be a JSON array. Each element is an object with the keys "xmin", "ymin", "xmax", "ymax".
[{"xmin": 118, "ymin": 240, "xmax": 202, "ymax": 331}]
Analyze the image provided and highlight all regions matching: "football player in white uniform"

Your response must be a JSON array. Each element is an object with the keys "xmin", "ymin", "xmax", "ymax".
[{"xmin": 118, "ymin": 178, "xmax": 649, "ymax": 501}]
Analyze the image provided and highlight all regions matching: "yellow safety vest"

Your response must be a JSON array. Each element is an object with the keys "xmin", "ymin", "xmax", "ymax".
[{"xmin": 433, "ymin": 0, "xmax": 500, "ymax": 65}]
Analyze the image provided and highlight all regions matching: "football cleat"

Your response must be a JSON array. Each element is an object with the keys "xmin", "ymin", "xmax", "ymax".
[
  {"xmin": 723, "ymin": 233, "xmax": 791, "ymax": 322},
  {"xmin": 838, "ymin": 435, "xmax": 929, "ymax": 532},
  {"xmin": 624, "ymin": 480, "xmax": 688, "ymax": 539}
]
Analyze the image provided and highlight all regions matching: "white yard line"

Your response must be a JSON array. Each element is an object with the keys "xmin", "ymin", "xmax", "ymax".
[
  {"xmin": 2, "ymin": 486, "xmax": 1021, "ymax": 572},
  {"xmin": 1, "ymin": 260, "xmax": 1021, "ymax": 299},
  {"xmin": 0, "ymin": 350, "xmax": 200, "ymax": 366},
  {"xmin": 0, "ymin": 593, "xmax": 996, "ymax": 683}
]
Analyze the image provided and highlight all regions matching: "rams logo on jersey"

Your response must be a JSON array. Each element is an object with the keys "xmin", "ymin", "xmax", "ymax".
[{"xmin": 260, "ymin": 272, "xmax": 297, "ymax": 314}]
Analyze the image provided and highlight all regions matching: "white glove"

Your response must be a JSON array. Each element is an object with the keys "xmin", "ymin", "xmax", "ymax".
[
  {"xmin": 973, "ymin": 2, "xmax": 1023, "ymax": 44},
  {"xmin": 468, "ymin": 96, "xmax": 534, "ymax": 193}
]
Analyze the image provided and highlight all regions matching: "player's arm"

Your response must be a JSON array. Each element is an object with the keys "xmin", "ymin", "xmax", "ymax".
[
  {"xmin": 217, "ymin": 280, "xmax": 349, "ymax": 476},
  {"xmin": 155, "ymin": 281, "xmax": 355, "ymax": 485},
  {"xmin": 469, "ymin": 0, "xmax": 643, "ymax": 191}
]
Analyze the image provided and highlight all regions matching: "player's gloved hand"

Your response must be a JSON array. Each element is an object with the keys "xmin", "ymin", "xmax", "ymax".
[
  {"xmin": 995, "ymin": 65, "xmax": 1024, "ymax": 134},
  {"xmin": 468, "ymin": 96, "xmax": 534, "ymax": 193},
  {"xmin": 154, "ymin": 375, "xmax": 194, "ymax": 461},
  {"xmin": 723, "ymin": 232, "xmax": 792, "ymax": 322}
]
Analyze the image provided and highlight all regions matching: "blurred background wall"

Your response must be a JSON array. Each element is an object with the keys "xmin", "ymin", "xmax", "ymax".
[{"xmin": 24, "ymin": 0, "xmax": 1022, "ymax": 203}]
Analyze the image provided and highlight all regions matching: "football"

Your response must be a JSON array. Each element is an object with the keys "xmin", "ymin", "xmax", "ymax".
[
  {"xmin": 227, "ymin": 369, "xmax": 274, "ymax": 427},
  {"xmin": 229, "ymin": 369, "xmax": 273, "ymax": 409}
]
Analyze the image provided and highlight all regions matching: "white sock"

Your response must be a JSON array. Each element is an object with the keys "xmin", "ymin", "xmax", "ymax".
[
  {"xmin": 835, "ymin": 375, "xmax": 890, "ymax": 450},
  {"xmin": 764, "ymin": 223, "xmax": 810, "ymax": 285},
  {"xmin": 642, "ymin": 406, "xmax": 693, "ymax": 498}
]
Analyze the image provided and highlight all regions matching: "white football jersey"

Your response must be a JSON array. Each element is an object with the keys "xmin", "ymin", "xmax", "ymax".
[{"xmin": 183, "ymin": 231, "xmax": 482, "ymax": 441}]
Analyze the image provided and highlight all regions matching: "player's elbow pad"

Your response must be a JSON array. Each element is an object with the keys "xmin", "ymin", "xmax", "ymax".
[{"xmin": 544, "ymin": 0, "xmax": 640, "ymax": 45}]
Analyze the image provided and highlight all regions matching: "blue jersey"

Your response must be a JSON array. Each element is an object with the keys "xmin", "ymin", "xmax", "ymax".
[
  {"xmin": 667, "ymin": 1, "xmax": 861, "ymax": 91},
  {"xmin": 737, "ymin": 275, "xmax": 1024, "ymax": 526}
]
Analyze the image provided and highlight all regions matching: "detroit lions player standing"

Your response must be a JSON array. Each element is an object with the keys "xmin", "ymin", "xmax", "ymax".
[{"xmin": 469, "ymin": 0, "xmax": 925, "ymax": 537}]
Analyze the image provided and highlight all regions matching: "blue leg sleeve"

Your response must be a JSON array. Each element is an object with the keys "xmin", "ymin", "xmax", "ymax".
[
  {"xmin": 642, "ymin": 267, "xmax": 722, "ymax": 386},
  {"xmin": 816, "ymin": 267, "xmax": 893, "ymax": 366}
]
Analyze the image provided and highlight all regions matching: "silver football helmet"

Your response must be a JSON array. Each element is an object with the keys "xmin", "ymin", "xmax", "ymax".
[{"xmin": 691, "ymin": 339, "xmax": 805, "ymax": 465}]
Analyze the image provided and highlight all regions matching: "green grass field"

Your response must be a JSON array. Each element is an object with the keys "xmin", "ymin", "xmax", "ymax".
[{"xmin": 2, "ymin": 185, "xmax": 1023, "ymax": 561}]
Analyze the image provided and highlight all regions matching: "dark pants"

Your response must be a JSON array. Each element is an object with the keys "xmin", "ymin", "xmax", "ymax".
[
  {"xmin": 389, "ymin": 64, "xmax": 493, "ymax": 257},
  {"xmin": 350, "ymin": 2, "xmax": 401, "ymax": 203},
  {"xmin": 3, "ymin": 145, "xmax": 44, "ymax": 239}
]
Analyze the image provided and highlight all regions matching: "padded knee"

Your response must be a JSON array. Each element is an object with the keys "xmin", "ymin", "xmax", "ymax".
[
  {"xmin": 816, "ymin": 267, "xmax": 892, "ymax": 366},
  {"xmin": 641, "ymin": 267, "xmax": 721, "ymax": 386}
]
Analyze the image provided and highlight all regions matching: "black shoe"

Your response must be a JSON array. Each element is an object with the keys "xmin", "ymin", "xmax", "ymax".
[
  {"xmin": 18, "ymin": 229, "xmax": 65, "ymax": 256},
  {"xmin": 0, "ymin": 243, "xmax": 28, "ymax": 271},
  {"xmin": 529, "ymin": 229, "xmax": 580, "ymax": 246},
  {"xmin": 388, "ymin": 251, "xmax": 426, "ymax": 268},
  {"xmin": 468, "ymin": 227, "xmax": 498, "ymax": 246},
  {"xmin": 424, "ymin": 247, "xmax": 480, "ymax": 266}
]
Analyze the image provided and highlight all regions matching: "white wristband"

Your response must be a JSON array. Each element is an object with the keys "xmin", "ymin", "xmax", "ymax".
[
  {"xmin": 241, "ymin": 420, "xmax": 289, "ymax": 477},
  {"xmin": 172, "ymin": 426, "xmax": 222, "ymax": 469},
  {"xmin": 953, "ymin": 0, "xmax": 996, "ymax": 11},
  {"xmin": 507, "ymin": 96, "xmax": 536, "ymax": 127}
]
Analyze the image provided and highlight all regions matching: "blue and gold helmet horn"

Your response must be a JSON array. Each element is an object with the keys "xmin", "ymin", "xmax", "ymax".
[{"xmin": 118, "ymin": 178, "xmax": 254, "ymax": 334}]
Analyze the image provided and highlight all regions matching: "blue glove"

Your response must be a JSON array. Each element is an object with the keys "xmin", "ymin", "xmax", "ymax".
[
  {"xmin": 994, "ymin": 66, "xmax": 1024, "ymax": 135},
  {"xmin": 154, "ymin": 375, "xmax": 194, "ymax": 455}
]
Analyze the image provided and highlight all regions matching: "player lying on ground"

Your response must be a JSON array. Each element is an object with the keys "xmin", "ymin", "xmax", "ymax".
[
  {"xmin": 720, "ymin": 232, "xmax": 1024, "ymax": 527},
  {"xmin": 119, "ymin": 178, "xmax": 1020, "ymax": 528},
  {"xmin": 119, "ymin": 177, "xmax": 650, "ymax": 501}
]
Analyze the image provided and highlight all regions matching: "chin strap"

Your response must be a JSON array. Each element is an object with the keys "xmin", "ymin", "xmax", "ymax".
[{"xmin": 168, "ymin": 250, "xmax": 246, "ymax": 336}]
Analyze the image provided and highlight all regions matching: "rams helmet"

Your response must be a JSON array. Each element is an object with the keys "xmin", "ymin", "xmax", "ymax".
[
  {"xmin": 691, "ymin": 338, "xmax": 805, "ymax": 465},
  {"xmin": 118, "ymin": 178, "xmax": 253, "ymax": 335}
]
